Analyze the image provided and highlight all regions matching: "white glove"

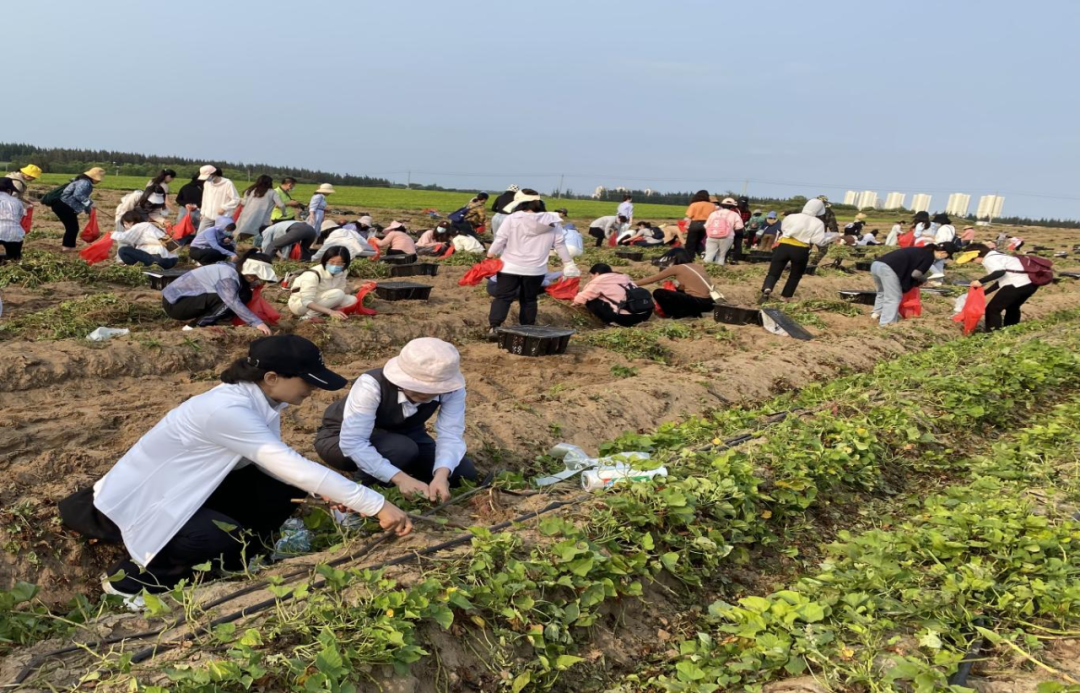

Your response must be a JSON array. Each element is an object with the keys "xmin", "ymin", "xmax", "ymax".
[{"xmin": 562, "ymin": 262, "xmax": 581, "ymax": 278}]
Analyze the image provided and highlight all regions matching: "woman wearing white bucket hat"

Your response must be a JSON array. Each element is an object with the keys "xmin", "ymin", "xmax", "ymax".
[
  {"xmin": 307, "ymin": 184, "xmax": 335, "ymax": 235},
  {"xmin": 315, "ymin": 338, "xmax": 478, "ymax": 503}
]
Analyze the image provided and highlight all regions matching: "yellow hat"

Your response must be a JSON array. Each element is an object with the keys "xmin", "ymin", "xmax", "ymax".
[
  {"xmin": 954, "ymin": 250, "xmax": 980, "ymax": 265},
  {"xmin": 84, "ymin": 167, "xmax": 106, "ymax": 182},
  {"xmin": 19, "ymin": 164, "xmax": 42, "ymax": 179}
]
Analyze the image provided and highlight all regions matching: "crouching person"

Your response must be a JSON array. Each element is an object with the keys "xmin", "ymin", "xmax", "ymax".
[
  {"xmin": 572, "ymin": 263, "xmax": 654, "ymax": 327},
  {"xmin": 162, "ymin": 249, "xmax": 276, "ymax": 334},
  {"xmin": 315, "ymin": 338, "xmax": 478, "ymax": 503},
  {"xmin": 287, "ymin": 247, "xmax": 358, "ymax": 320},
  {"xmin": 58, "ymin": 336, "xmax": 411, "ymax": 597}
]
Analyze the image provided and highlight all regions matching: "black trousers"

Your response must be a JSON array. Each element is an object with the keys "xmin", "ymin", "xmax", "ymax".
[
  {"xmin": 489, "ymin": 272, "xmax": 545, "ymax": 328},
  {"xmin": 652, "ymin": 289, "xmax": 713, "ymax": 319},
  {"xmin": 271, "ymin": 223, "xmax": 316, "ymax": 260},
  {"xmin": 985, "ymin": 283, "xmax": 1038, "ymax": 331},
  {"xmin": 731, "ymin": 230, "xmax": 745, "ymax": 261},
  {"xmin": 762, "ymin": 243, "xmax": 811, "ymax": 298},
  {"xmin": 685, "ymin": 221, "xmax": 706, "ymax": 258},
  {"xmin": 588, "ymin": 227, "xmax": 607, "ymax": 248},
  {"xmin": 60, "ymin": 465, "xmax": 299, "ymax": 594},
  {"xmin": 315, "ymin": 425, "xmax": 478, "ymax": 488},
  {"xmin": 585, "ymin": 297, "xmax": 652, "ymax": 327},
  {"xmin": 189, "ymin": 245, "xmax": 231, "ymax": 265},
  {"xmin": 0, "ymin": 240, "xmax": 23, "ymax": 261},
  {"xmin": 50, "ymin": 202, "xmax": 81, "ymax": 248},
  {"xmin": 162, "ymin": 293, "xmax": 230, "ymax": 325}
]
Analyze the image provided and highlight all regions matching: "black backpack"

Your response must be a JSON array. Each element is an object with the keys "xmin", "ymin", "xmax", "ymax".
[
  {"xmin": 41, "ymin": 180, "xmax": 73, "ymax": 205},
  {"xmin": 618, "ymin": 284, "xmax": 654, "ymax": 315}
]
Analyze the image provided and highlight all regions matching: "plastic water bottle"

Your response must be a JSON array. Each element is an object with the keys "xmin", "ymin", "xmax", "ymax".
[{"xmin": 581, "ymin": 465, "xmax": 669, "ymax": 491}]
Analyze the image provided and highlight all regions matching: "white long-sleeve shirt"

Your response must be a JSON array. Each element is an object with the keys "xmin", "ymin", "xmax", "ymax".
[
  {"xmin": 0, "ymin": 191, "xmax": 26, "ymax": 242},
  {"xmin": 338, "ymin": 374, "xmax": 467, "ymax": 483},
  {"xmin": 112, "ymin": 222, "xmax": 177, "ymax": 260},
  {"xmin": 200, "ymin": 177, "xmax": 240, "ymax": 217},
  {"xmin": 92, "ymin": 381, "xmax": 385, "ymax": 566},
  {"xmin": 488, "ymin": 211, "xmax": 572, "ymax": 276}
]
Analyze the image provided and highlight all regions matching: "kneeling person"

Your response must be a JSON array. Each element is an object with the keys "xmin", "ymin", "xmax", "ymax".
[
  {"xmin": 572, "ymin": 263, "xmax": 653, "ymax": 327},
  {"xmin": 316, "ymin": 338, "xmax": 478, "ymax": 502}
]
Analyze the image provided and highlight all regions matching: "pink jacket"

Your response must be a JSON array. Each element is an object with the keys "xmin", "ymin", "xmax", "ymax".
[
  {"xmin": 376, "ymin": 230, "xmax": 417, "ymax": 254},
  {"xmin": 573, "ymin": 272, "xmax": 637, "ymax": 314},
  {"xmin": 489, "ymin": 211, "xmax": 572, "ymax": 276}
]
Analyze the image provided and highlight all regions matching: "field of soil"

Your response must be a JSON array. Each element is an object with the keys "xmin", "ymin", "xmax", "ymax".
[{"xmin": 2, "ymin": 188, "xmax": 1080, "ymax": 691}]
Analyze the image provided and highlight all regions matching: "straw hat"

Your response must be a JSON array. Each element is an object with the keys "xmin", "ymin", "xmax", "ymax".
[
  {"xmin": 19, "ymin": 164, "xmax": 41, "ymax": 179},
  {"xmin": 315, "ymin": 184, "xmax": 336, "ymax": 195},
  {"xmin": 855, "ymin": 213, "xmax": 867, "ymax": 221},
  {"xmin": 84, "ymin": 167, "xmax": 106, "ymax": 182},
  {"xmin": 383, "ymin": 338, "xmax": 466, "ymax": 394},
  {"xmin": 320, "ymin": 220, "xmax": 340, "ymax": 234},
  {"xmin": 721, "ymin": 197, "xmax": 737, "ymax": 206}
]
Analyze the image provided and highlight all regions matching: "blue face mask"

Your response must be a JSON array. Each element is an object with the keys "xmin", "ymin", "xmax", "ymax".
[{"xmin": 327, "ymin": 264, "xmax": 345, "ymax": 275}]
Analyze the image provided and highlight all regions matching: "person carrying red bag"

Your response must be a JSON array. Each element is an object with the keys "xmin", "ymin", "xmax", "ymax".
[
  {"xmin": 43, "ymin": 167, "xmax": 105, "ymax": 251},
  {"xmin": 162, "ymin": 250, "xmax": 278, "ymax": 334},
  {"xmin": 287, "ymin": 247, "xmax": 362, "ymax": 320},
  {"xmin": 0, "ymin": 178, "xmax": 28, "ymax": 262},
  {"xmin": 868, "ymin": 242, "xmax": 958, "ymax": 326},
  {"xmin": 954, "ymin": 244, "xmax": 1045, "ymax": 331}
]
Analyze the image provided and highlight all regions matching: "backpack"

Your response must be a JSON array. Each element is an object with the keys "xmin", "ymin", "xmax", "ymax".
[
  {"xmin": 1009, "ymin": 255, "xmax": 1054, "ymax": 286},
  {"xmin": 704, "ymin": 210, "xmax": 735, "ymax": 239},
  {"xmin": 618, "ymin": 284, "xmax": 654, "ymax": 315},
  {"xmin": 447, "ymin": 206, "xmax": 468, "ymax": 223},
  {"xmin": 41, "ymin": 180, "xmax": 73, "ymax": 205}
]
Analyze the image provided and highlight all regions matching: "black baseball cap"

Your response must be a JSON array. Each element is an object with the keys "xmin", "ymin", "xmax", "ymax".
[{"xmin": 248, "ymin": 335, "xmax": 346, "ymax": 390}]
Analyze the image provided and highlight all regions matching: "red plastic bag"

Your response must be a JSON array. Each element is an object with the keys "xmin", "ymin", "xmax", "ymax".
[
  {"xmin": 898, "ymin": 231, "xmax": 915, "ymax": 248},
  {"xmin": 170, "ymin": 213, "xmax": 196, "ymax": 240},
  {"xmin": 458, "ymin": 258, "xmax": 503, "ymax": 286},
  {"xmin": 438, "ymin": 244, "xmax": 455, "ymax": 259},
  {"xmin": 951, "ymin": 286, "xmax": 985, "ymax": 336},
  {"xmin": 677, "ymin": 220, "xmax": 688, "ymax": 232},
  {"xmin": 368, "ymin": 237, "xmax": 381, "ymax": 261},
  {"xmin": 341, "ymin": 281, "xmax": 378, "ymax": 316},
  {"xmin": 232, "ymin": 204, "xmax": 244, "ymax": 222},
  {"xmin": 232, "ymin": 285, "xmax": 280, "ymax": 326},
  {"xmin": 544, "ymin": 277, "xmax": 580, "ymax": 300},
  {"xmin": 607, "ymin": 232, "xmax": 617, "ymax": 247},
  {"xmin": 662, "ymin": 280, "xmax": 677, "ymax": 291},
  {"xmin": 79, "ymin": 232, "xmax": 114, "ymax": 265},
  {"xmin": 289, "ymin": 243, "xmax": 302, "ymax": 260},
  {"xmin": 20, "ymin": 206, "xmax": 33, "ymax": 233},
  {"xmin": 899, "ymin": 287, "xmax": 922, "ymax": 319},
  {"xmin": 80, "ymin": 208, "xmax": 100, "ymax": 243}
]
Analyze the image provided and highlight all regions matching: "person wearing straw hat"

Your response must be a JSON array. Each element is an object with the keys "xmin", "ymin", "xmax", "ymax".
[
  {"xmin": 46, "ymin": 167, "xmax": 105, "ymax": 251},
  {"xmin": 58, "ymin": 334, "xmax": 411, "ymax": 599},
  {"xmin": 162, "ymin": 249, "xmax": 278, "ymax": 333},
  {"xmin": 307, "ymin": 183, "xmax": 335, "ymax": 235},
  {"xmin": 4, "ymin": 164, "xmax": 41, "ymax": 204},
  {"xmin": 315, "ymin": 338, "xmax": 479, "ymax": 504},
  {"xmin": 197, "ymin": 165, "xmax": 240, "ymax": 232}
]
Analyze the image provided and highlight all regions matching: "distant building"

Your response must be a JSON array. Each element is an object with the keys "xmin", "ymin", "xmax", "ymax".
[
  {"xmin": 946, "ymin": 193, "xmax": 971, "ymax": 216},
  {"xmin": 591, "ymin": 186, "xmax": 606, "ymax": 199},
  {"xmin": 910, "ymin": 194, "xmax": 932, "ymax": 213},
  {"xmin": 976, "ymin": 195, "xmax": 1005, "ymax": 220},
  {"xmin": 856, "ymin": 190, "xmax": 880, "ymax": 210},
  {"xmin": 883, "ymin": 192, "xmax": 906, "ymax": 210},
  {"xmin": 843, "ymin": 190, "xmax": 859, "ymax": 205}
]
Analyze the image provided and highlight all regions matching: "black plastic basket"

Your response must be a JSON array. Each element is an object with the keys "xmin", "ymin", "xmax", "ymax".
[
  {"xmin": 839, "ymin": 290, "xmax": 877, "ymax": 306},
  {"xmin": 854, "ymin": 261, "xmax": 873, "ymax": 271},
  {"xmin": 746, "ymin": 251, "xmax": 773, "ymax": 264},
  {"xmin": 374, "ymin": 281, "xmax": 433, "ymax": 301},
  {"xmin": 713, "ymin": 304, "xmax": 762, "ymax": 326},
  {"xmin": 804, "ymin": 264, "xmax": 819, "ymax": 276},
  {"xmin": 614, "ymin": 250, "xmax": 644, "ymax": 261},
  {"xmin": 389, "ymin": 263, "xmax": 440, "ymax": 278},
  {"xmin": 379, "ymin": 253, "xmax": 419, "ymax": 265},
  {"xmin": 144, "ymin": 268, "xmax": 190, "ymax": 290},
  {"xmin": 496, "ymin": 326, "xmax": 575, "ymax": 357},
  {"xmin": 1061, "ymin": 271, "xmax": 1080, "ymax": 280}
]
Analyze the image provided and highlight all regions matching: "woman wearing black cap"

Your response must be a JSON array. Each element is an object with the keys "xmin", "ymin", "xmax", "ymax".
[{"xmin": 58, "ymin": 335, "xmax": 412, "ymax": 600}]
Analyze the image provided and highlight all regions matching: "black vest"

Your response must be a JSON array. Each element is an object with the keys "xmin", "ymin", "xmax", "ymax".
[{"xmin": 321, "ymin": 368, "xmax": 441, "ymax": 436}]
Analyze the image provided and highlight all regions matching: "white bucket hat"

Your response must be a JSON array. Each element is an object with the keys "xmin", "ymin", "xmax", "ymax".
[
  {"xmin": 197, "ymin": 164, "xmax": 217, "ymax": 181},
  {"xmin": 383, "ymin": 338, "xmax": 465, "ymax": 394},
  {"xmin": 315, "ymin": 183, "xmax": 336, "ymax": 195},
  {"xmin": 320, "ymin": 220, "xmax": 340, "ymax": 234},
  {"xmin": 241, "ymin": 259, "xmax": 278, "ymax": 283}
]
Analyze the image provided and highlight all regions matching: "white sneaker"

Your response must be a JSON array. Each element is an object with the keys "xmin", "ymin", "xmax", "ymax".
[
  {"xmin": 101, "ymin": 576, "xmax": 147, "ymax": 612},
  {"xmin": 871, "ymin": 312, "xmax": 881, "ymax": 320},
  {"xmin": 181, "ymin": 325, "xmax": 195, "ymax": 332}
]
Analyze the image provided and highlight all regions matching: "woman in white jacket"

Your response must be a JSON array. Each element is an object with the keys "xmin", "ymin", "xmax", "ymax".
[
  {"xmin": 760, "ymin": 198, "xmax": 827, "ymax": 301},
  {"xmin": 113, "ymin": 209, "xmax": 179, "ymax": 269},
  {"xmin": 288, "ymin": 247, "xmax": 359, "ymax": 319},
  {"xmin": 197, "ymin": 166, "xmax": 240, "ymax": 232},
  {"xmin": 58, "ymin": 335, "xmax": 411, "ymax": 597}
]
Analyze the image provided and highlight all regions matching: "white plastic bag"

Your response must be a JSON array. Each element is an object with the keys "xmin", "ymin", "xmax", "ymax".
[
  {"xmin": 953, "ymin": 293, "xmax": 968, "ymax": 316},
  {"xmin": 87, "ymin": 327, "xmax": 130, "ymax": 342}
]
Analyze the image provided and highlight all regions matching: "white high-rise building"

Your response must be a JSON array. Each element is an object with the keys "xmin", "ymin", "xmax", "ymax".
[
  {"xmin": 843, "ymin": 190, "xmax": 859, "ymax": 206},
  {"xmin": 976, "ymin": 195, "xmax": 1005, "ymax": 220},
  {"xmin": 946, "ymin": 193, "xmax": 971, "ymax": 217},
  {"xmin": 910, "ymin": 194, "xmax": 932, "ymax": 213},
  {"xmin": 884, "ymin": 192, "xmax": 905, "ymax": 210},
  {"xmin": 856, "ymin": 190, "xmax": 880, "ymax": 210}
]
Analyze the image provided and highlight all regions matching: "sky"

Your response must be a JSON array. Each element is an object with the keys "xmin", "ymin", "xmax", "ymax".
[{"xmin": 6, "ymin": 0, "xmax": 1079, "ymax": 219}]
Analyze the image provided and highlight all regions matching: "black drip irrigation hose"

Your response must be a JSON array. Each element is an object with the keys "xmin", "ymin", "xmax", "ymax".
[{"xmin": 947, "ymin": 616, "xmax": 990, "ymax": 687}]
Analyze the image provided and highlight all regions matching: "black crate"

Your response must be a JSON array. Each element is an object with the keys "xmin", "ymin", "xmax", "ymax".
[
  {"xmin": 746, "ymin": 251, "xmax": 773, "ymax": 264},
  {"xmin": 854, "ymin": 261, "xmax": 873, "ymax": 271},
  {"xmin": 379, "ymin": 253, "xmax": 419, "ymax": 265},
  {"xmin": 614, "ymin": 250, "xmax": 644, "ymax": 261},
  {"xmin": 804, "ymin": 264, "xmax": 818, "ymax": 276},
  {"xmin": 839, "ymin": 290, "xmax": 877, "ymax": 306},
  {"xmin": 496, "ymin": 325, "xmax": 575, "ymax": 357},
  {"xmin": 389, "ymin": 263, "xmax": 440, "ymax": 278},
  {"xmin": 921, "ymin": 287, "xmax": 953, "ymax": 296},
  {"xmin": 1061, "ymin": 272, "xmax": 1080, "ymax": 280},
  {"xmin": 374, "ymin": 281, "xmax": 433, "ymax": 301},
  {"xmin": 713, "ymin": 304, "xmax": 762, "ymax": 326},
  {"xmin": 144, "ymin": 268, "xmax": 190, "ymax": 290}
]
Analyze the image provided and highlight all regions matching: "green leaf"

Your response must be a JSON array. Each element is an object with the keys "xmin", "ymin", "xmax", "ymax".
[
  {"xmin": 554, "ymin": 655, "xmax": 584, "ymax": 670},
  {"xmin": 316, "ymin": 644, "xmax": 345, "ymax": 676},
  {"xmin": 9, "ymin": 582, "xmax": 38, "ymax": 603},
  {"xmin": 660, "ymin": 552, "xmax": 680, "ymax": 572},
  {"xmin": 511, "ymin": 672, "xmax": 532, "ymax": 693},
  {"xmin": 918, "ymin": 630, "xmax": 943, "ymax": 650},
  {"xmin": 675, "ymin": 660, "xmax": 707, "ymax": 681},
  {"xmin": 429, "ymin": 604, "xmax": 454, "ymax": 630}
]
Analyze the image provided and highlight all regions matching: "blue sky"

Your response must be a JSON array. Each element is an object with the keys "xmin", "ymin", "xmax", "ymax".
[{"xmin": 7, "ymin": 0, "xmax": 1078, "ymax": 219}]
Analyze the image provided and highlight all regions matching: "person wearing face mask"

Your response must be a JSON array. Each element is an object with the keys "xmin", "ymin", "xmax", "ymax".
[
  {"xmin": 287, "ymin": 246, "xmax": 359, "ymax": 320},
  {"xmin": 161, "ymin": 249, "xmax": 277, "ymax": 334},
  {"xmin": 113, "ymin": 208, "xmax": 179, "ymax": 269},
  {"xmin": 189, "ymin": 215, "xmax": 239, "ymax": 265},
  {"xmin": 196, "ymin": 165, "xmax": 240, "ymax": 232},
  {"xmin": 416, "ymin": 221, "xmax": 451, "ymax": 253},
  {"xmin": 869, "ymin": 242, "xmax": 957, "ymax": 326},
  {"xmin": 315, "ymin": 338, "xmax": 478, "ymax": 503},
  {"xmin": 58, "ymin": 335, "xmax": 411, "ymax": 599}
]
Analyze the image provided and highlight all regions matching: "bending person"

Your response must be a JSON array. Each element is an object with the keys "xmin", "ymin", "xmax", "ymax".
[
  {"xmin": 955, "ymin": 243, "xmax": 1040, "ymax": 331},
  {"xmin": 572, "ymin": 263, "xmax": 653, "ymax": 327},
  {"xmin": 315, "ymin": 338, "xmax": 479, "ymax": 503},
  {"xmin": 637, "ymin": 248, "xmax": 718, "ymax": 319},
  {"xmin": 869, "ymin": 243, "xmax": 955, "ymax": 326},
  {"xmin": 162, "ymin": 250, "xmax": 277, "ymax": 333},
  {"xmin": 189, "ymin": 215, "xmax": 239, "ymax": 265},
  {"xmin": 760, "ymin": 198, "xmax": 828, "ymax": 302},
  {"xmin": 58, "ymin": 335, "xmax": 410, "ymax": 597},
  {"xmin": 261, "ymin": 218, "xmax": 318, "ymax": 260}
]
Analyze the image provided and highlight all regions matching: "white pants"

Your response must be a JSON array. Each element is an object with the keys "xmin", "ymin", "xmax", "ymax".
[
  {"xmin": 704, "ymin": 236, "xmax": 735, "ymax": 264},
  {"xmin": 288, "ymin": 289, "xmax": 358, "ymax": 318}
]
